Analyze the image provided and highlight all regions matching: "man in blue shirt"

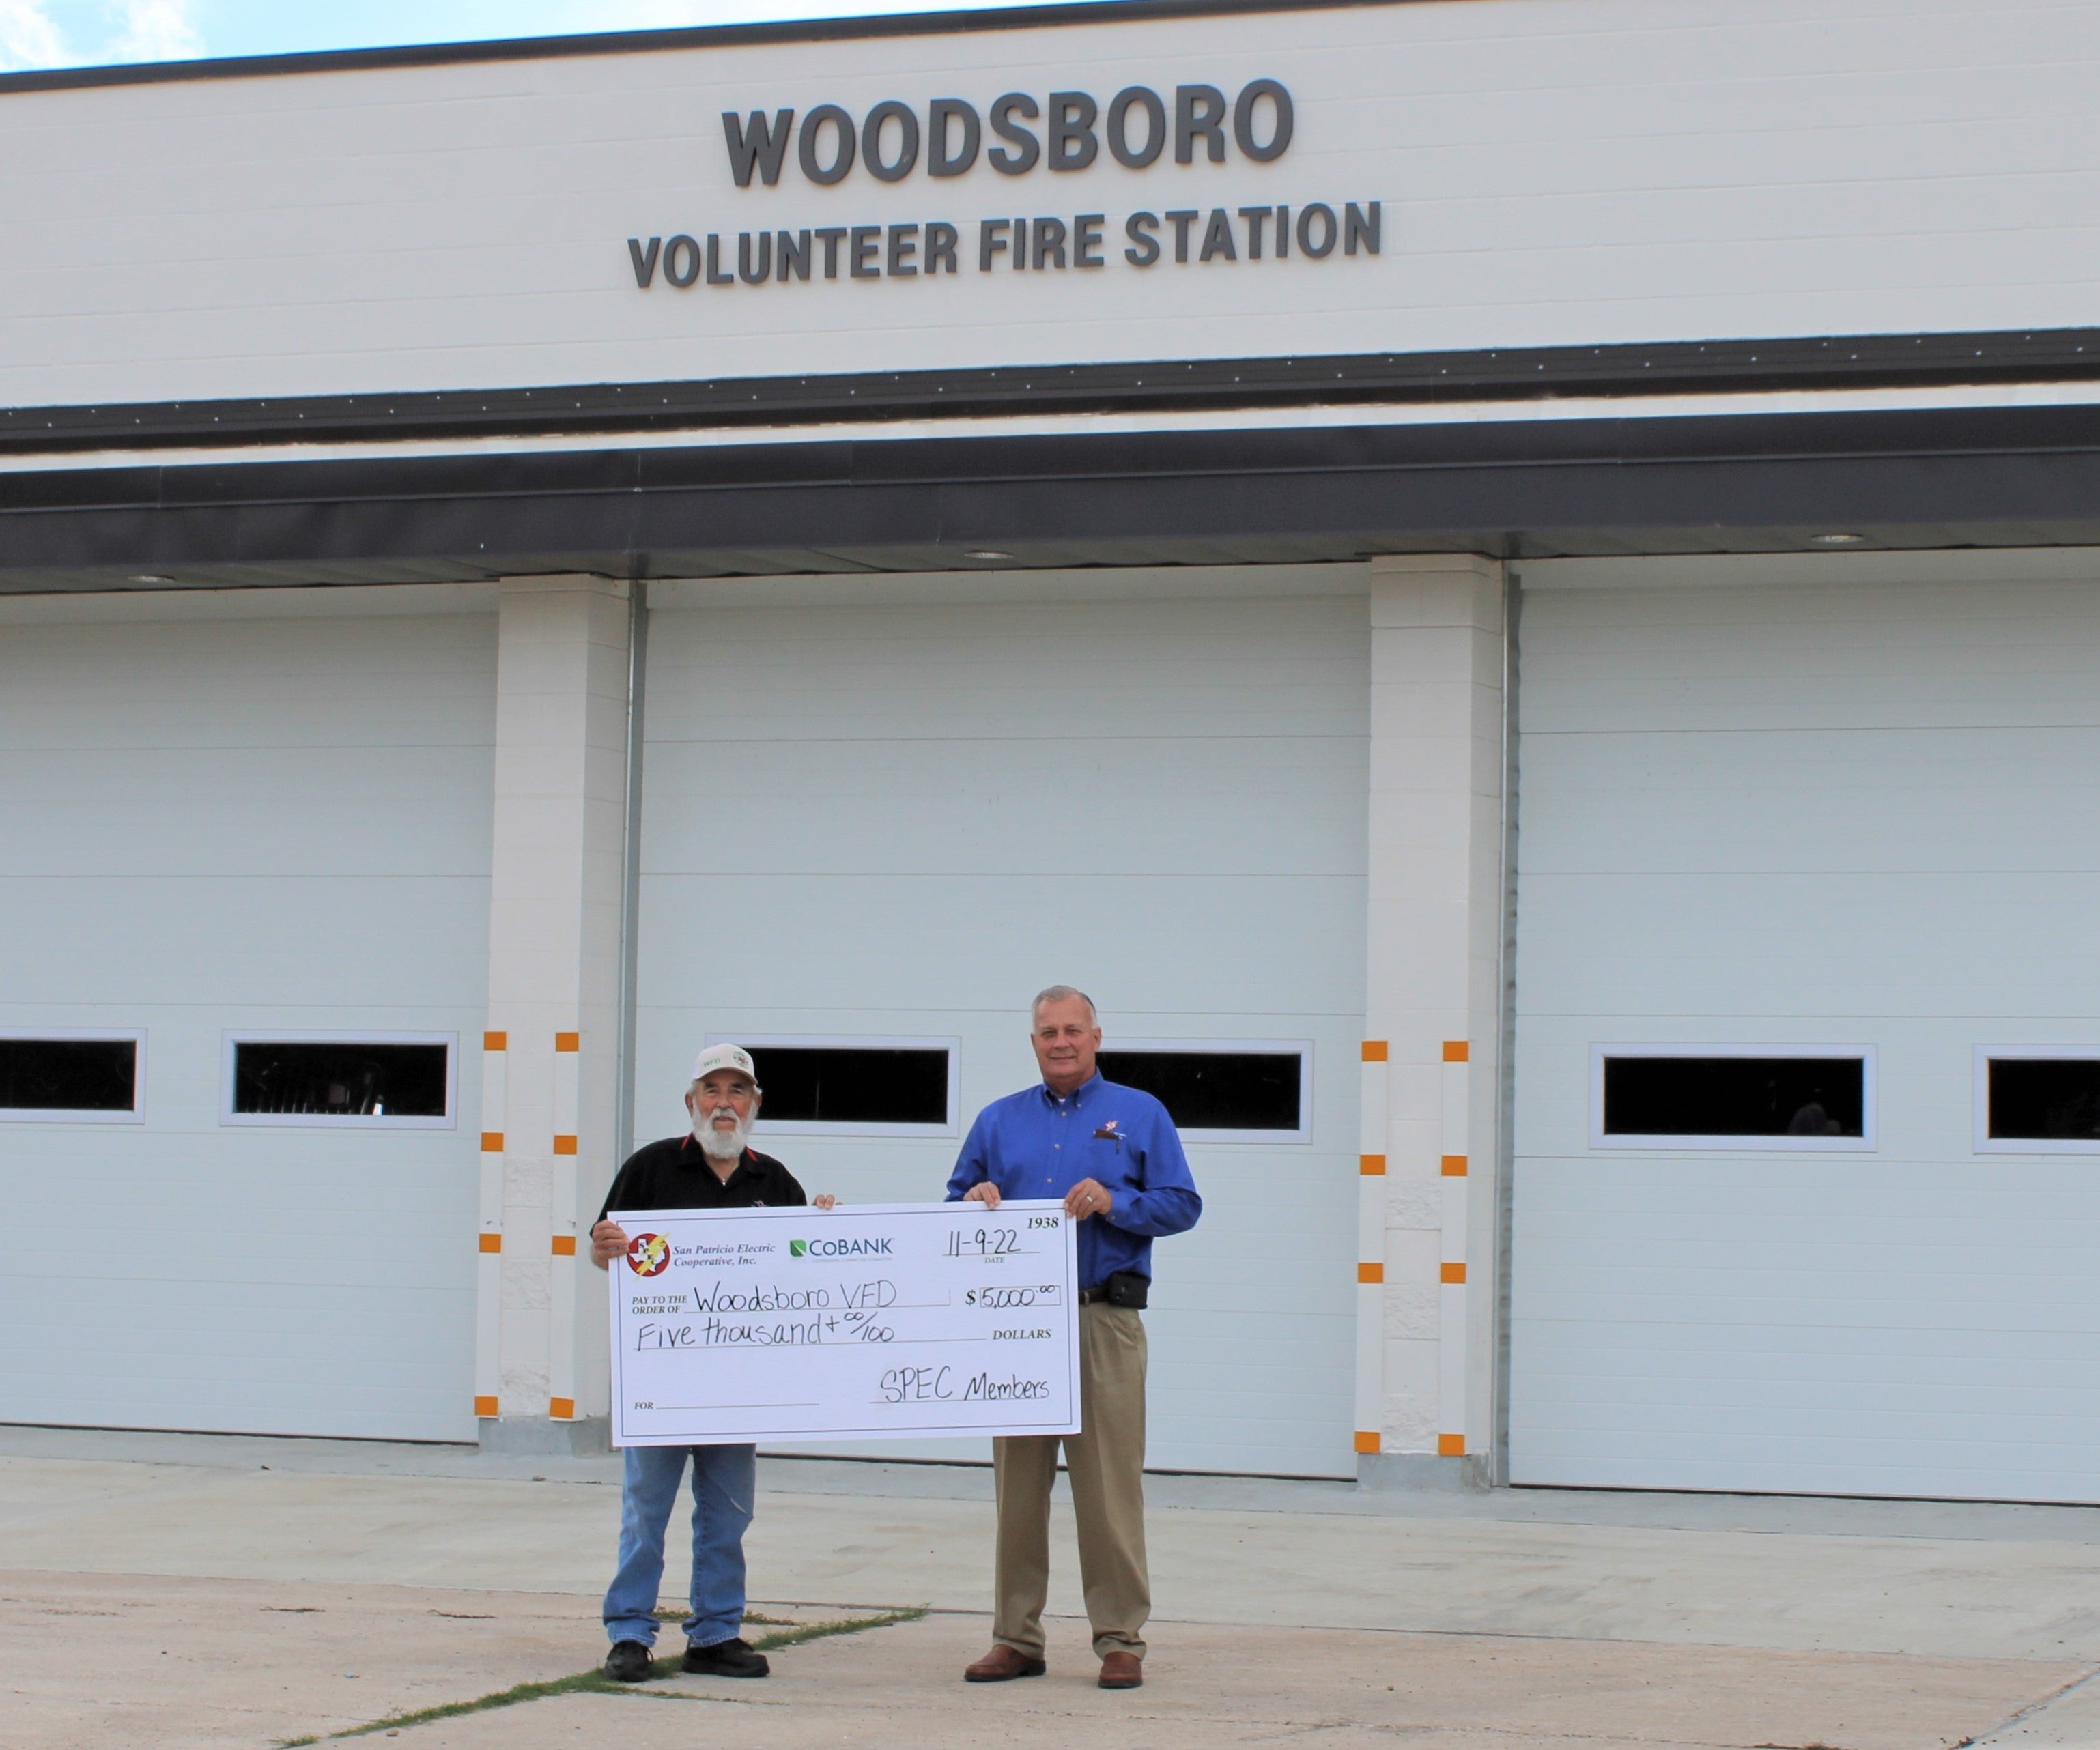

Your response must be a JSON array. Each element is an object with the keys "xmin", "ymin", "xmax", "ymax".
[{"xmin": 946, "ymin": 986, "xmax": 1202, "ymax": 1693}]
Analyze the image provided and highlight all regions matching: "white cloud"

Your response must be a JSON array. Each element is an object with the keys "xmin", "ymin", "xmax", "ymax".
[
  {"xmin": 108, "ymin": 0, "xmax": 201, "ymax": 61},
  {"xmin": 0, "ymin": 0, "xmax": 72, "ymax": 70}
]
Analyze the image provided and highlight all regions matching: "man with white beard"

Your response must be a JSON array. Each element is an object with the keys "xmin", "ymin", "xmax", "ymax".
[{"xmin": 588, "ymin": 1043, "xmax": 834, "ymax": 1684}]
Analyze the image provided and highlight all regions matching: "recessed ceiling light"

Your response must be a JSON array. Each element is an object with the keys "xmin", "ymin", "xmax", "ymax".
[
  {"xmin": 1808, "ymin": 533, "xmax": 1867, "ymax": 546},
  {"xmin": 127, "ymin": 573, "xmax": 175, "ymax": 584},
  {"xmin": 965, "ymin": 549, "xmax": 1015, "ymax": 561}
]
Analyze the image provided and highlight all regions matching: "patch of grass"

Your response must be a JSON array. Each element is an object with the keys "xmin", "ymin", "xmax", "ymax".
[
  {"xmin": 275, "ymin": 1667, "xmax": 625, "ymax": 1745},
  {"xmin": 651, "ymin": 1607, "xmax": 799, "ymax": 1624},
  {"xmin": 751, "ymin": 1609, "xmax": 922, "ymax": 1652},
  {"xmin": 272, "ymin": 1607, "xmax": 926, "ymax": 1745}
]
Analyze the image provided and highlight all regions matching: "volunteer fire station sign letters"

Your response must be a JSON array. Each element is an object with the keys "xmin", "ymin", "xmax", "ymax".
[{"xmin": 626, "ymin": 79, "xmax": 1382, "ymax": 289}]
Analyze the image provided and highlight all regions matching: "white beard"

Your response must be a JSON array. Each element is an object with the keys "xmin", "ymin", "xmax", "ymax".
[{"xmin": 695, "ymin": 1110, "xmax": 754, "ymax": 1161}]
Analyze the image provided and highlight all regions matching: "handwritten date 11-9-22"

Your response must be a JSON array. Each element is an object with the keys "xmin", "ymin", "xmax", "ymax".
[{"xmin": 946, "ymin": 1215, "xmax": 1059, "ymax": 1259}]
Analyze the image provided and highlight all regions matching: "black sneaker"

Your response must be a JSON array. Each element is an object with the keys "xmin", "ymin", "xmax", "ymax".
[
  {"xmin": 604, "ymin": 1639, "xmax": 655, "ymax": 1683},
  {"xmin": 683, "ymin": 1637, "xmax": 769, "ymax": 1678}
]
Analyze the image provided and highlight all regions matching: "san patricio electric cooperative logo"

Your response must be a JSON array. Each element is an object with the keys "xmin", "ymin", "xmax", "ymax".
[
  {"xmin": 789, "ymin": 1237, "xmax": 894, "ymax": 1258},
  {"xmin": 625, "ymin": 1233, "xmax": 671, "ymax": 1276}
]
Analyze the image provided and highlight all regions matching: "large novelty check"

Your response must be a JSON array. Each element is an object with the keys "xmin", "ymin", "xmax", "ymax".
[{"xmin": 608, "ymin": 1201, "xmax": 1080, "ymax": 1447}]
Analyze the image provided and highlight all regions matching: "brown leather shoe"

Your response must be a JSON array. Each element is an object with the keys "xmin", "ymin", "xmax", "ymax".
[
  {"xmin": 964, "ymin": 1644, "xmax": 1047, "ymax": 1682},
  {"xmin": 1098, "ymin": 1650, "xmax": 1143, "ymax": 1689}
]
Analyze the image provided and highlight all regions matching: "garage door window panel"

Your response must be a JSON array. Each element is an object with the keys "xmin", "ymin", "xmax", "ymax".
[
  {"xmin": 0, "ymin": 1031, "xmax": 144, "ymax": 1123},
  {"xmin": 223, "ymin": 1033, "xmax": 457, "ymax": 1128},
  {"xmin": 1097, "ymin": 1042, "xmax": 1310, "ymax": 1143},
  {"xmin": 720, "ymin": 1037, "xmax": 960, "ymax": 1138},
  {"xmin": 1977, "ymin": 1048, "xmax": 2100, "ymax": 1153},
  {"xmin": 1590, "ymin": 1045, "xmax": 1875, "ymax": 1151}
]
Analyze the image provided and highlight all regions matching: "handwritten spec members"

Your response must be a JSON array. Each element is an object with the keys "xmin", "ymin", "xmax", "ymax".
[
  {"xmin": 946, "ymin": 986, "xmax": 1203, "ymax": 1692},
  {"xmin": 588, "ymin": 1043, "xmax": 836, "ymax": 1684}
]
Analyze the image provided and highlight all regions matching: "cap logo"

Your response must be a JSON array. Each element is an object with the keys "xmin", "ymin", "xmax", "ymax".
[{"xmin": 691, "ymin": 1043, "xmax": 758, "ymax": 1082}]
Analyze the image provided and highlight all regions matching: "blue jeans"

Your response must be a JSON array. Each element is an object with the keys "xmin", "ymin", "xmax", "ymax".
[{"xmin": 602, "ymin": 1443, "xmax": 756, "ymax": 1648}]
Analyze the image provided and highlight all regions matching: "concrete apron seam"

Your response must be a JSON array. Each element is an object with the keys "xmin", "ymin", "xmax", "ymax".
[
  {"xmin": 1966, "ymin": 1660, "xmax": 2100, "ymax": 1747},
  {"xmin": 274, "ymin": 1607, "xmax": 925, "ymax": 1746},
  {"xmin": 1134, "ymin": 1613, "xmax": 1964, "ymax": 1652}
]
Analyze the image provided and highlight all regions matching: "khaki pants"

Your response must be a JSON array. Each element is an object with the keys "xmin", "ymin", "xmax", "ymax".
[{"xmin": 991, "ymin": 1304, "xmax": 1148, "ymax": 1661}]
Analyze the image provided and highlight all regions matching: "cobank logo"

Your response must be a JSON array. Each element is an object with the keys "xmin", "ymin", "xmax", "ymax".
[
  {"xmin": 625, "ymin": 1233, "xmax": 671, "ymax": 1276},
  {"xmin": 789, "ymin": 1236, "xmax": 893, "ymax": 1258}
]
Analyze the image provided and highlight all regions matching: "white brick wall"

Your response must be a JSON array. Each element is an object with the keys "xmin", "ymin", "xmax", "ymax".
[
  {"xmin": 1361, "ymin": 556, "xmax": 1505, "ymax": 1467},
  {"xmin": 481, "ymin": 577, "xmax": 631, "ymax": 1433}
]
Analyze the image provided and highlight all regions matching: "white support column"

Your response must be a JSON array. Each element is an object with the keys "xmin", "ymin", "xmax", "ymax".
[
  {"xmin": 1354, "ymin": 1040, "xmax": 1389, "ymax": 1459},
  {"xmin": 1362, "ymin": 554, "xmax": 1507, "ymax": 1485},
  {"xmin": 473, "ymin": 1030, "xmax": 507, "ymax": 1418},
  {"xmin": 549, "ymin": 1028, "xmax": 583, "ymax": 1421},
  {"xmin": 1438, "ymin": 1044, "xmax": 1472, "ymax": 1452},
  {"xmin": 477, "ymin": 576, "xmax": 632, "ymax": 1454}
]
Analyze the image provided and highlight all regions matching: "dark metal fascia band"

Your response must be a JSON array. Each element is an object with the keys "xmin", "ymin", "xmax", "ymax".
[{"xmin": 4, "ymin": 328, "xmax": 2100, "ymax": 457}]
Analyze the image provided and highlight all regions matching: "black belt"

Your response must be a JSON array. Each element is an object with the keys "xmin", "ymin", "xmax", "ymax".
[{"xmin": 1075, "ymin": 1270, "xmax": 1148, "ymax": 1309}]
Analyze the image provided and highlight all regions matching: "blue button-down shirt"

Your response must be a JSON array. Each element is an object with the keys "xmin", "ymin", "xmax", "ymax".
[{"xmin": 946, "ymin": 1073, "xmax": 1202, "ymax": 1287}]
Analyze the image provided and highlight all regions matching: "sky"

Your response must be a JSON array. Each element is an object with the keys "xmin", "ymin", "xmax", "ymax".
[{"xmin": 0, "ymin": 0, "xmax": 1074, "ymax": 71}]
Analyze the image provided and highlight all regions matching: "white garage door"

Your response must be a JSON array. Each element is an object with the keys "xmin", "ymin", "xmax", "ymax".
[
  {"xmin": 0, "ymin": 586, "xmax": 495, "ymax": 1442},
  {"xmin": 1510, "ymin": 553, "xmax": 2100, "ymax": 1502},
  {"xmin": 634, "ymin": 569, "xmax": 1367, "ymax": 1477}
]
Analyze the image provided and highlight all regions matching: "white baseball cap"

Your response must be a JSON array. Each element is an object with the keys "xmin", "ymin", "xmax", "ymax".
[{"xmin": 690, "ymin": 1042, "xmax": 758, "ymax": 1085}]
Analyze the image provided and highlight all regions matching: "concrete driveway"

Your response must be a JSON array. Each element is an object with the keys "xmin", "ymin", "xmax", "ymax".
[{"xmin": 5, "ymin": 1426, "xmax": 2099, "ymax": 1749}]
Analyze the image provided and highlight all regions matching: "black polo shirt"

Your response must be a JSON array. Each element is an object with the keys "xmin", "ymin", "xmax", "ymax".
[{"xmin": 598, "ymin": 1134, "xmax": 807, "ymax": 1220}]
